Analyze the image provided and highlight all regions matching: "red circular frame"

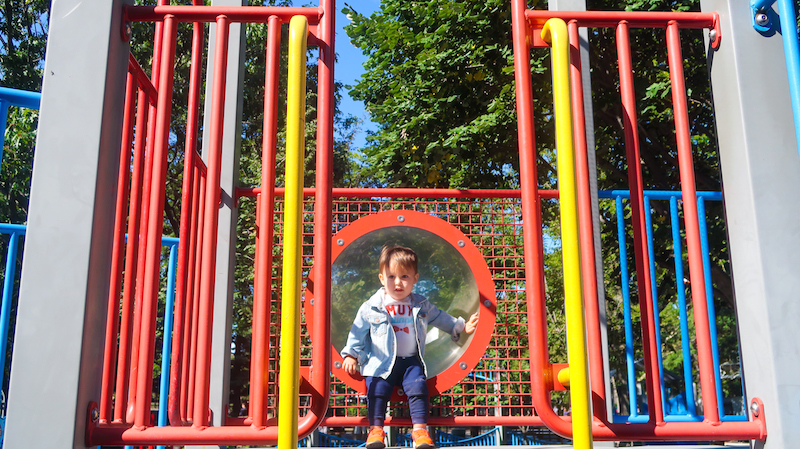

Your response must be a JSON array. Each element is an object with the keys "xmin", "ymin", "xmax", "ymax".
[{"xmin": 307, "ymin": 210, "xmax": 496, "ymax": 397}]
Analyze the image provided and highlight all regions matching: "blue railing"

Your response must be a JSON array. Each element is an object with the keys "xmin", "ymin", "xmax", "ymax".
[
  {"xmin": 599, "ymin": 189, "xmax": 744, "ymax": 423},
  {"xmin": 0, "ymin": 87, "xmax": 41, "ymax": 170},
  {"xmin": 397, "ymin": 427, "xmax": 500, "ymax": 447}
]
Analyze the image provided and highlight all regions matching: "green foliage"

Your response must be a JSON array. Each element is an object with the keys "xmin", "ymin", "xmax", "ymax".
[{"xmin": 343, "ymin": 0, "xmax": 550, "ymax": 188}]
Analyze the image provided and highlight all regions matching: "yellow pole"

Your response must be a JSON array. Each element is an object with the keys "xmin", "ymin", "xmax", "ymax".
[
  {"xmin": 278, "ymin": 15, "xmax": 308, "ymax": 449},
  {"xmin": 541, "ymin": 18, "xmax": 593, "ymax": 449}
]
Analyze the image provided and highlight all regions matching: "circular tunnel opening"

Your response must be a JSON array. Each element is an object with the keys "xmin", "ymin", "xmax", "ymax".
[{"xmin": 310, "ymin": 210, "xmax": 496, "ymax": 396}]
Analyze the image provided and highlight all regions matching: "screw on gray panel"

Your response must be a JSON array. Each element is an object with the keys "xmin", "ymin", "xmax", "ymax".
[
  {"xmin": 91, "ymin": 407, "xmax": 100, "ymax": 423},
  {"xmin": 755, "ymin": 12, "xmax": 770, "ymax": 27},
  {"xmin": 750, "ymin": 400, "xmax": 760, "ymax": 417}
]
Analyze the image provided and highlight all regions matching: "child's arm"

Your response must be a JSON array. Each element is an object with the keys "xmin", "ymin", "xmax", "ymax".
[
  {"xmin": 342, "ymin": 355, "xmax": 359, "ymax": 375},
  {"xmin": 464, "ymin": 312, "xmax": 479, "ymax": 334},
  {"xmin": 340, "ymin": 303, "xmax": 371, "ymax": 375}
]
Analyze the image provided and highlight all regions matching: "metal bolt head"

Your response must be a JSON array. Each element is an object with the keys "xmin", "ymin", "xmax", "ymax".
[
  {"xmin": 459, "ymin": 362, "xmax": 468, "ymax": 370},
  {"xmin": 755, "ymin": 12, "xmax": 770, "ymax": 27},
  {"xmin": 91, "ymin": 407, "xmax": 100, "ymax": 423},
  {"xmin": 334, "ymin": 361, "xmax": 342, "ymax": 369},
  {"xmin": 397, "ymin": 215, "xmax": 405, "ymax": 223},
  {"xmin": 484, "ymin": 300, "xmax": 492, "ymax": 308},
  {"xmin": 457, "ymin": 240, "xmax": 465, "ymax": 247},
  {"xmin": 750, "ymin": 400, "xmax": 760, "ymax": 417},
  {"xmin": 337, "ymin": 238, "xmax": 345, "ymax": 246},
  {"xmin": 309, "ymin": 298, "xmax": 315, "ymax": 306},
  {"xmin": 398, "ymin": 389, "xmax": 405, "ymax": 396}
]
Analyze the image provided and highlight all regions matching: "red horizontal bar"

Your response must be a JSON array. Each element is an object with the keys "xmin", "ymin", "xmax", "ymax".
[
  {"xmin": 322, "ymin": 415, "xmax": 545, "ymax": 427},
  {"xmin": 524, "ymin": 10, "xmax": 717, "ymax": 29},
  {"xmin": 127, "ymin": 55, "xmax": 157, "ymax": 104},
  {"xmin": 236, "ymin": 187, "xmax": 561, "ymax": 199},
  {"xmin": 125, "ymin": 5, "xmax": 323, "ymax": 24}
]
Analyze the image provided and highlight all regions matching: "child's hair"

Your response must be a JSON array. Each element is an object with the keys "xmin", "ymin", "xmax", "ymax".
[{"xmin": 379, "ymin": 245, "xmax": 418, "ymax": 274}]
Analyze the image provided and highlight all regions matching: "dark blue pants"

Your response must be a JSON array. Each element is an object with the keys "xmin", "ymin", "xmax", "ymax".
[{"xmin": 365, "ymin": 356, "xmax": 429, "ymax": 427}]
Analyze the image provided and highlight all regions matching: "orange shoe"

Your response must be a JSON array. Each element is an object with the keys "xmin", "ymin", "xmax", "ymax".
[
  {"xmin": 411, "ymin": 428, "xmax": 435, "ymax": 449},
  {"xmin": 366, "ymin": 427, "xmax": 386, "ymax": 449}
]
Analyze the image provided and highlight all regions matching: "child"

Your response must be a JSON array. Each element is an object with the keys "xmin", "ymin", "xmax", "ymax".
[{"xmin": 341, "ymin": 245, "xmax": 480, "ymax": 449}]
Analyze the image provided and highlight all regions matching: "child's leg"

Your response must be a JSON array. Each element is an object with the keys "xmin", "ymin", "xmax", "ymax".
[
  {"xmin": 365, "ymin": 376, "xmax": 394, "ymax": 427},
  {"xmin": 399, "ymin": 359, "xmax": 429, "ymax": 427}
]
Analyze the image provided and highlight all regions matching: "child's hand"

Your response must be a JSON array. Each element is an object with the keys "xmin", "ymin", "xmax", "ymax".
[
  {"xmin": 342, "ymin": 355, "xmax": 359, "ymax": 376},
  {"xmin": 464, "ymin": 312, "xmax": 479, "ymax": 334}
]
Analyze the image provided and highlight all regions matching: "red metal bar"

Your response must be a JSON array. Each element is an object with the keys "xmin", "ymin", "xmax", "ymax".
[
  {"xmin": 183, "ymin": 169, "xmax": 206, "ymax": 423},
  {"xmin": 169, "ymin": 9, "xmax": 206, "ymax": 428},
  {"xmin": 567, "ymin": 19, "xmax": 607, "ymax": 420},
  {"xmin": 125, "ymin": 5, "xmax": 322, "ymax": 24},
  {"xmin": 100, "ymin": 70, "xmax": 137, "ymax": 423},
  {"xmin": 510, "ymin": 0, "xmax": 559, "ymax": 436},
  {"xmin": 127, "ymin": 55, "xmax": 158, "ymax": 104},
  {"xmin": 524, "ymin": 10, "xmax": 720, "ymax": 42},
  {"xmin": 135, "ymin": 13, "xmax": 178, "ymax": 430},
  {"xmin": 237, "ymin": 187, "xmax": 548, "ymax": 199},
  {"xmin": 114, "ymin": 85, "xmax": 151, "ymax": 424},
  {"xmin": 192, "ymin": 14, "xmax": 231, "ymax": 428},
  {"xmin": 616, "ymin": 20, "xmax": 664, "ymax": 425},
  {"xmin": 666, "ymin": 21, "xmax": 720, "ymax": 423},
  {"xmin": 251, "ymin": 14, "xmax": 282, "ymax": 428},
  {"xmin": 306, "ymin": 0, "xmax": 336, "ymax": 432}
]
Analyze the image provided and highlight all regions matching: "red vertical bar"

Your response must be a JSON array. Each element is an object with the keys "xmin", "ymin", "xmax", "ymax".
[
  {"xmin": 182, "ymin": 166, "xmax": 205, "ymax": 423},
  {"xmin": 511, "ymin": 0, "xmax": 570, "ymax": 437},
  {"xmin": 100, "ymin": 70, "xmax": 137, "ymax": 423},
  {"xmin": 135, "ymin": 14, "xmax": 178, "ymax": 430},
  {"xmin": 568, "ymin": 19, "xmax": 607, "ymax": 419},
  {"xmin": 616, "ymin": 21, "xmax": 664, "ymax": 424},
  {"xmin": 169, "ymin": 12, "xmax": 206, "ymax": 428},
  {"xmin": 115, "ymin": 85, "xmax": 151, "ymax": 424},
  {"xmin": 251, "ymin": 14, "xmax": 281, "ymax": 428},
  {"xmin": 308, "ymin": 0, "xmax": 336, "ymax": 429},
  {"xmin": 666, "ymin": 21, "xmax": 719, "ymax": 423},
  {"xmin": 193, "ymin": 14, "xmax": 230, "ymax": 428}
]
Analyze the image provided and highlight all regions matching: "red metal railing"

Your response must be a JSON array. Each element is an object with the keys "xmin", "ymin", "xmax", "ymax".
[
  {"xmin": 90, "ymin": 1, "xmax": 768, "ymax": 446},
  {"xmin": 89, "ymin": 0, "xmax": 334, "ymax": 445},
  {"xmin": 511, "ymin": 3, "xmax": 765, "ymax": 441}
]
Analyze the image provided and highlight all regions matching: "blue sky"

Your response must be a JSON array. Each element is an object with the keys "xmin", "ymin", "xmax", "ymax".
[{"xmin": 333, "ymin": 0, "xmax": 380, "ymax": 148}]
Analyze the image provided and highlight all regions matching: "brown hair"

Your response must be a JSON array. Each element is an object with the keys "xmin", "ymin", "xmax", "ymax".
[{"xmin": 379, "ymin": 245, "xmax": 418, "ymax": 274}]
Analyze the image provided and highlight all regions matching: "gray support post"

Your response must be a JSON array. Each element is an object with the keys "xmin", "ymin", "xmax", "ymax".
[
  {"xmin": 700, "ymin": 1, "xmax": 800, "ymax": 448},
  {"xmin": 549, "ymin": 0, "xmax": 614, "ymax": 429},
  {"xmin": 201, "ymin": 0, "xmax": 246, "ymax": 433},
  {"xmin": 2, "ymin": 1, "xmax": 130, "ymax": 448}
]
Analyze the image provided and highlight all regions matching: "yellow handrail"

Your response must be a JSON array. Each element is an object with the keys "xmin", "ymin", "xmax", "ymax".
[
  {"xmin": 541, "ymin": 18, "xmax": 593, "ymax": 449},
  {"xmin": 278, "ymin": 15, "xmax": 308, "ymax": 449}
]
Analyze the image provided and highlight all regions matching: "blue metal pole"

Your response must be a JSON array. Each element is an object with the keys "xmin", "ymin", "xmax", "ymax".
[
  {"xmin": 696, "ymin": 196, "xmax": 728, "ymax": 419},
  {"xmin": 0, "ymin": 232, "xmax": 19, "ymax": 396},
  {"xmin": 669, "ymin": 196, "xmax": 698, "ymax": 417},
  {"xmin": 0, "ymin": 101, "xmax": 9, "ymax": 169},
  {"xmin": 643, "ymin": 195, "xmax": 667, "ymax": 417},
  {"xmin": 156, "ymin": 242, "xmax": 178, "ymax": 449},
  {"xmin": 616, "ymin": 195, "xmax": 638, "ymax": 417}
]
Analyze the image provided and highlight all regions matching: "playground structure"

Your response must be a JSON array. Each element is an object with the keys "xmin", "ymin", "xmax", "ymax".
[{"xmin": 1, "ymin": 0, "xmax": 800, "ymax": 448}]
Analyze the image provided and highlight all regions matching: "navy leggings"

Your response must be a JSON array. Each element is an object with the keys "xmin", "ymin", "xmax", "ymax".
[{"xmin": 365, "ymin": 356, "xmax": 429, "ymax": 427}]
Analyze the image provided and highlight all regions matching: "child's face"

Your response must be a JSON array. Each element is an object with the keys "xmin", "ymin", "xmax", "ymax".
[{"xmin": 378, "ymin": 262, "xmax": 419, "ymax": 302}]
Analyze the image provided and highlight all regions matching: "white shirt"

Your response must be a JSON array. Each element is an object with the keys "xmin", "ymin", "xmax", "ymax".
[{"xmin": 384, "ymin": 294, "xmax": 419, "ymax": 357}]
